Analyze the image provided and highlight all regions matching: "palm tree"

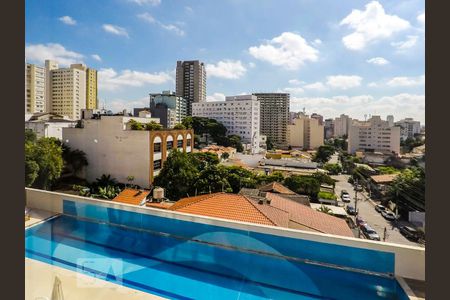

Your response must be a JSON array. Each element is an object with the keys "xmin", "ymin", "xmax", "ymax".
[
  {"xmin": 95, "ymin": 174, "xmax": 118, "ymax": 187},
  {"xmin": 317, "ymin": 205, "xmax": 334, "ymax": 215},
  {"xmin": 126, "ymin": 175, "xmax": 135, "ymax": 188},
  {"xmin": 62, "ymin": 145, "xmax": 88, "ymax": 177}
]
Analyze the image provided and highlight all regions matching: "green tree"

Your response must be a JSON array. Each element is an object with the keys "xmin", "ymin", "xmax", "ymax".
[
  {"xmin": 266, "ymin": 137, "xmax": 274, "ymax": 150},
  {"xmin": 323, "ymin": 163, "xmax": 342, "ymax": 175},
  {"xmin": 129, "ymin": 119, "xmax": 145, "ymax": 130},
  {"xmin": 194, "ymin": 165, "xmax": 232, "ymax": 194},
  {"xmin": 221, "ymin": 152, "xmax": 230, "ymax": 160},
  {"xmin": 317, "ymin": 205, "xmax": 334, "ymax": 215},
  {"xmin": 30, "ymin": 138, "xmax": 64, "ymax": 190},
  {"xmin": 146, "ymin": 121, "xmax": 163, "ymax": 131},
  {"xmin": 153, "ymin": 150, "xmax": 199, "ymax": 200},
  {"xmin": 25, "ymin": 143, "xmax": 39, "ymax": 187},
  {"xmin": 190, "ymin": 152, "xmax": 220, "ymax": 171},
  {"xmin": 388, "ymin": 167, "xmax": 425, "ymax": 216},
  {"xmin": 95, "ymin": 174, "xmax": 118, "ymax": 187},
  {"xmin": 227, "ymin": 135, "xmax": 244, "ymax": 152},
  {"xmin": 284, "ymin": 175, "xmax": 320, "ymax": 199},
  {"xmin": 62, "ymin": 145, "xmax": 88, "ymax": 177},
  {"xmin": 256, "ymin": 171, "xmax": 285, "ymax": 185},
  {"xmin": 376, "ymin": 166, "xmax": 400, "ymax": 175},
  {"xmin": 312, "ymin": 145, "xmax": 335, "ymax": 164},
  {"xmin": 222, "ymin": 166, "xmax": 257, "ymax": 193},
  {"xmin": 173, "ymin": 123, "xmax": 186, "ymax": 130}
]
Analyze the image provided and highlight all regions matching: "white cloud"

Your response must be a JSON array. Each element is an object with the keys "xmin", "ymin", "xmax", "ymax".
[
  {"xmin": 107, "ymin": 97, "xmax": 149, "ymax": 114},
  {"xmin": 312, "ymin": 39, "xmax": 322, "ymax": 46},
  {"xmin": 281, "ymin": 87, "xmax": 304, "ymax": 95},
  {"xmin": 391, "ymin": 35, "xmax": 418, "ymax": 50},
  {"xmin": 326, "ymin": 75, "xmax": 362, "ymax": 89},
  {"xmin": 91, "ymin": 54, "xmax": 102, "ymax": 62},
  {"xmin": 58, "ymin": 16, "xmax": 77, "ymax": 26},
  {"xmin": 288, "ymin": 79, "xmax": 304, "ymax": 85},
  {"xmin": 206, "ymin": 93, "xmax": 226, "ymax": 102},
  {"xmin": 98, "ymin": 68, "xmax": 172, "ymax": 91},
  {"xmin": 248, "ymin": 32, "xmax": 319, "ymax": 70},
  {"xmin": 304, "ymin": 82, "xmax": 327, "ymax": 91},
  {"xmin": 387, "ymin": 75, "xmax": 424, "ymax": 87},
  {"xmin": 290, "ymin": 93, "xmax": 424, "ymax": 123},
  {"xmin": 367, "ymin": 82, "xmax": 378, "ymax": 87},
  {"xmin": 248, "ymin": 62, "xmax": 256, "ymax": 68},
  {"xmin": 128, "ymin": 0, "xmax": 161, "ymax": 6},
  {"xmin": 25, "ymin": 43, "xmax": 83, "ymax": 66},
  {"xmin": 340, "ymin": 1, "xmax": 410, "ymax": 50},
  {"xmin": 102, "ymin": 24, "xmax": 129, "ymax": 38},
  {"xmin": 137, "ymin": 13, "xmax": 185, "ymax": 36},
  {"xmin": 205, "ymin": 60, "xmax": 247, "ymax": 79},
  {"xmin": 417, "ymin": 12, "xmax": 425, "ymax": 26},
  {"xmin": 185, "ymin": 6, "xmax": 194, "ymax": 14},
  {"xmin": 366, "ymin": 57, "xmax": 389, "ymax": 65}
]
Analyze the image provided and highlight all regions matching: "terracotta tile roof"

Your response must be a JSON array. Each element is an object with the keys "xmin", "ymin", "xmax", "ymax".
[
  {"xmin": 169, "ymin": 193, "xmax": 276, "ymax": 226},
  {"xmin": 146, "ymin": 202, "xmax": 173, "ymax": 209},
  {"xmin": 370, "ymin": 174, "xmax": 399, "ymax": 184},
  {"xmin": 265, "ymin": 193, "xmax": 354, "ymax": 237},
  {"xmin": 259, "ymin": 182, "xmax": 297, "ymax": 195},
  {"xmin": 112, "ymin": 188, "xmax": 150, "ymax": 205}
]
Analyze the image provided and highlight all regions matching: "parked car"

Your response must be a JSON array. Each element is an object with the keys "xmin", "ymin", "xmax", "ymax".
[
  {"xmin": 346, "ymin": 205, "xmax": 358, "ymax": 215},
  {"xmin": 375, "ymin": 204, "xmax": 386, "ymax": 213},
  {"xmin": 360, "ymin": 224, "xmax": 381, "ymax": 241},
  {"xmin": 399, "ymin": 226, "xmax": 420, "ymax": 241},
  {"xmin": 381, "ymin": 210, "xmax": 397, "ymax": 221},
  {"xmin": 341, "ymin": 194, "xmax": 351, "ymax": 203},
  {"xmin": 356, "ymin": 216, "xmax": 366, "ymax": 226},
  {"xmin": 341, "ymin": 190, "xmax": 349, "ymax": 197},
  {"xmin": 355, "ymin": 185, "xmax": 363, "ymax": 192}
]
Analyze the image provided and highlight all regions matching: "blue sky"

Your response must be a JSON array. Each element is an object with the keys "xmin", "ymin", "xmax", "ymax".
[{"xmin": 25, "ymin": 0, "xmax": 425, "ymax": 123}]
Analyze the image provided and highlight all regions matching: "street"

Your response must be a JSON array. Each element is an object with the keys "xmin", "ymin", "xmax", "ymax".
[{"xmin": 332, "ymin": 174, "xmax": 423, "ymax": 247}]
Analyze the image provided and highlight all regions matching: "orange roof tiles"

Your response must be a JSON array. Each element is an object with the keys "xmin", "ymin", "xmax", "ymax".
[
  {"xmin": 265, "ymin": 193, "xmax": 354, "ymax": 237},
  {"xmin": 169, "ymin": 193, "xmax": 276, "ymax": 226},
  {"xmin": 146, "ymin": 202, "xmax": 173, "ymax": 209},
  {"xmin": 112, "ymin": 188, "xmax": 150, "ymax": 205},
  {"xmin": 370, "ymin": 174, "xmax": 399, "ymax": 184},
  {"xmin": 259, "ymin": 182, "xmax": 297, "ymax": 195}
]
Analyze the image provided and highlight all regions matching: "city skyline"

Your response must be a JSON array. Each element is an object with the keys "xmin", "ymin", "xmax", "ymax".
[{"xmin": 25, "ymin": 0, "xmax": 424, "ymax": 123}]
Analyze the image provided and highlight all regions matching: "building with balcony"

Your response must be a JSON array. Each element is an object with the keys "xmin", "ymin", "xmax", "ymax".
[
  {"xmin": 334, "ymin": 114, "xmax": 352, "ymax": 138},
  {"xmin": 395, "ymin": 118, "xmax": 421, "ymax": 140},
  {"xmin": 176, "ymin": 60, "xmax": 206, "ymax": 115},
  {"xmin": 348, "ymin": 116, "xmax": 401, "ymax": 154},
  {"xmin": 25, "ymin": 63, "xmax": 46, "ymax": 114},
  {"xmin": 62, "ymin": 115, "xmax": 193, "ymax": 187},
  {"xmin": 149, "ymin": 90, "xmax": 187, "ymax": 128},
  {"xmin": 287, "ymin": 114, "xmax": 324, "ymax": 150}
]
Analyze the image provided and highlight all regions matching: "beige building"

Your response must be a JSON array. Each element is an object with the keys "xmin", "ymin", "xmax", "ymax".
[
  {"xmin": 86, "ymin": 68, "xmax": 98, "ymax": 109},
  {"xmin": 334, "ymin": 114, "xmax": 352, "ymax": 138},
  {"xmin": 176, "ymin": 60, "xmax": 206, "ymax": 115},
  {"xmin": 45, "ymin": 60, "xmax": 87, "ymax": 120},
  {"xmin": 348, "ymin": 116, "xmax": 400, "ymax": 154},
  {"xmin": 25, "ymin": 63, "xmax": 46, "ymax": 114},
  {"xmin": 63, "ymin": 116, "xmax": 193, "ymax": 188},
  {"xmin": 253, "ymin": 93, "xmax": 290, "ymax": 148},
  {"xmin": 287, "ymin": 114, "xmax": 324, "ymax": 150}
]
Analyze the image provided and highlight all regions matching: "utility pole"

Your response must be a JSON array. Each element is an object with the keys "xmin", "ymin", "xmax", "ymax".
[{"xmin": 354, "ymin": 179, "xmax": 360, "ymax": 238}]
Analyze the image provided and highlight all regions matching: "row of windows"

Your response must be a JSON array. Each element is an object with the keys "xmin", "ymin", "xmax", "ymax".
[{"xmin": 153, "ymin": 139, "xmax": 191, "ymax": 153}]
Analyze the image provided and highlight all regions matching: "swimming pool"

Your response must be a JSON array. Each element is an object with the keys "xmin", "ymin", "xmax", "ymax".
[{"xmin": 25, "ymin": 212, "xmax": 409, "ymax": 300}]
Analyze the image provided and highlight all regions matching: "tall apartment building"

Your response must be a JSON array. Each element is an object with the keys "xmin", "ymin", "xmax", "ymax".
[
  {"xmin": 310, "ymin": 113, "xmax": 324, "ymax": 125},
  {"xmin": 253, "ymin": 93, "xmax": 290, "ymax": 148},
  {"xmin": 149, "ymin": 91, "xmax": 187, "ymax": 128},
  {"xmin": 287, "ymin": 114, "xmax": 324, "ymax": 150},
  {"xmin": 324, "ymin": 118, "xmax": 334, "ymax": 140},
  {"xmin": 394, "ymin": 118, "xmax": 421, "ymax": 140},
  {"xmin": 387, "ymin": 115, "xmax": 394, "ymax": 127},
  {"xmin": 176, "ymin": 60, "xmax": 206, "ymax": 115},
  {"xmin": 63, "ymin": 116, "xmax": 193, "ymax": 187},
  {"xmin": 334, "ymin": 114, "xmax": 352, "ymax": 138},
  {"xmin": 348, "ymin": 116, "xmax": 400, "ymax": 154},
  {"xmin": 192, "ymin": 95, "xmax": 260, "ymax": 153},
  {"xmin": 45, "ymin": 60, "xmax": 87, "ymax": 120},
  {"xmin": 25, "ymin": 63, "xmax": 46, "ymax": 114},
  {"xmin": 86, "ymin": 68, "xmax": 98, "ymax": 109}
]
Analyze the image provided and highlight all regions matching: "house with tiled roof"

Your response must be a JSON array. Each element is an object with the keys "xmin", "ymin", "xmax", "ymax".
[
  {"xmin": 239, "ymin": 182, "xmax": 310, "ymax": 207},
  {"xmin": 369, "ymin": 174, "xmax": 399, "ymax": 200},
  {"xmin": 112, "ymin": 188, "xmax": 151, "ymax": 205},
  {"xmin": 168, "ymin": 192, "xmax": 353, "ymax": 237}
]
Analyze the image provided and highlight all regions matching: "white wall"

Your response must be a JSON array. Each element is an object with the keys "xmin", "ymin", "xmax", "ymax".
[{"xmin": 63, "ymin": 116, "xmax": 151, "ymax": 187}]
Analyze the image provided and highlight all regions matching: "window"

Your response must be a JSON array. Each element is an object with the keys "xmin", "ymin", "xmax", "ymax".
[
  {"xmin": 177, "ymin": 140, "xmax": 183, "ymax": 148},
  {"xmin": 153, "ymin": 159, "xmax": 162, "ymax": 170},
  {"xmin": 167, "ymin": 141, "xmax": 173, "ymax": 149},
  {"xmin": 154, "ymin": 142, "xmax": 161, "ymax": 152},
  {"xmin": 187, "ymin": 139, "xmax": 191, "ymax": 146}
]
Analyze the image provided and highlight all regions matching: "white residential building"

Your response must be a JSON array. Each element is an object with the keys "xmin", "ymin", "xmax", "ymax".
[
  {"xmin": 287, "ymin": 115, "xmax": 324, "ymax": 150},
  {"xmin": 395, "ymin": 118, "xmax": 421, "ymax": 140},
  {"xmin": 334, "ymin": 114, "xmax": 352, "ymax": 138},
  {"xmin": 45, "ymin": 60, "xmax": 87, "ymax": 120},
  {"xmin": 192, "ymin": 95, "xmax": 260, "ymax": 153},
  {"xmin": 348, "ymin": 116, "xmax": 401, "ymax": 155},
  {"xmin": 387, "ymin": 115, "xmax": 394, "ymax": 127},
  {"xmin": 25, "ymin": 63, "xmax": 46, "ymax": 114},
  {"xmin": 63, "ymin": 116, "xmax": 193, "ymax": 188},
  {"xmin": 25, "ymin": 113, "xmax": 77, "ymax": 140}
]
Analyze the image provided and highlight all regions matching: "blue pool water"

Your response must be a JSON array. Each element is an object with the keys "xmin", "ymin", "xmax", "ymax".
[{"xmin": 25, "ymin": 215, "xmax": 408, "ymax": 300}]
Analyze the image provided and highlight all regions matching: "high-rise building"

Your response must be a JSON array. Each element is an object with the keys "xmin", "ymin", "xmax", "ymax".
[
  {"xmin": 387, "ymin": 115, "xmax": 394, "ymax": 127},
  {"xmin": 394, "ymin": 118, "xmax": 421, "ymax": 140},
  {"xmin": 176, "ymin": 60, "xmax": 206, "ymax": 115},
  {"xmin": 310, "ymin": 113, "xmax": 324, "ymax": 126},
  {"xmin": 45, "ymin": 60, "xmax": 59, "ymax": 113},
  {"xmin": 86, "ymin": 68, "xmax": 98, "ymax": 109},
  {"xmin": 46, "ymin": 60, "xmax": 86, "ymax": 120},
  {"xmin": 287, "ymin": 114, "xmax": 324, "ymax": 150},
  {"xmin": 348, "ymin": 116, "xmax": 400, "ymax": 154},
  {"xmin": 324, "ymin": 118, "xmax": 334, "ymax": 140},
  {"xmin": 192, "ymin": 95, "xmax": 260, "ymax": 153},
  {"xmin": 25, "ymin": 63, "xmax": 46, "ymax": 114},
  {"xmin": 149, "ymin": 91, "xmax": 187, "ymax": 128},
  {"xmin": 253, "ymin": 93, "xmax": 290, "ymax": 148},
  {"xmin": 334, "ymin": 114, "xmax": 352, "ymax": 138}
]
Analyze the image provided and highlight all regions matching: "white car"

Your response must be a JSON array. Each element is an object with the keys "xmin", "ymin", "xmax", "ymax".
[
  {"xmin": 341, "ymin": 194, "xmax": 351, "ymax": 203},
  {"xmin": 381, "ymin": 210, "xmax": 397, "ymax": 221}
]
